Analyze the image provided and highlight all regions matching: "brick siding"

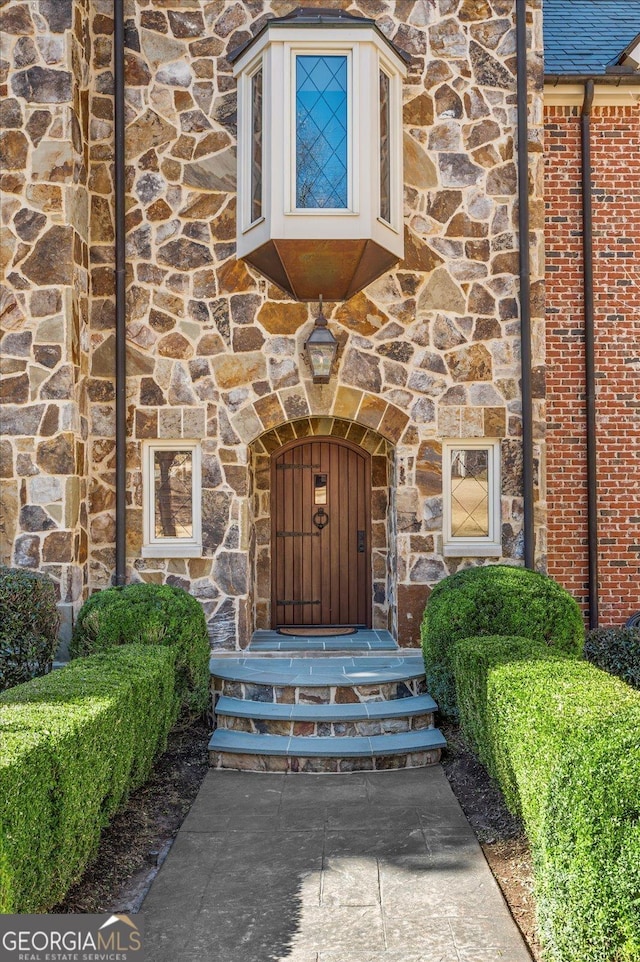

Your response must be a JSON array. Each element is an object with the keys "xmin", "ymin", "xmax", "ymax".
[{"xmin": 545, "ymin": 103, "xmax": 640, "ymax": 624}]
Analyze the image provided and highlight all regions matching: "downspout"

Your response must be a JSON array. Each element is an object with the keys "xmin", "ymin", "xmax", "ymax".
[
  {"xmin": 114, "ymin": 0, "xmax": 127, "ymax": 586},
  {"xmin": 516, "ymin": 0, "xmax": 535, "ymax": 569},
  {"xmin": 581, "ymin": 79, "xmax": 599, "ymax": 628}
]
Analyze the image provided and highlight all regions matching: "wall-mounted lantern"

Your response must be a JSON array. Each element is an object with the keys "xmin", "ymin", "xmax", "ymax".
[
  {"xmin": 304, "ymin": 296, "xmax": 337, "ymax": 383},
  {"xmin": 230, "ymin": 8, "xmax": 409, "ymax": 302}
]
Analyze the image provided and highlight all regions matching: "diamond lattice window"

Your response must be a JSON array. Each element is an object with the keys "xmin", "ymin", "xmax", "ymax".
[
  {"xmin": 296, "ymin": 55, "xmax": 348, "ymax": 209},
  {"xmin": 231, "ymin": 9, "xmax": 408, "ymax": 300},
  {"xmin": 443, "ymin": 441, "xmax": 501, "ymax": 557},
  {"xmin": 450, "ymin": 448, "xmax": 489, "ymax": 538}
]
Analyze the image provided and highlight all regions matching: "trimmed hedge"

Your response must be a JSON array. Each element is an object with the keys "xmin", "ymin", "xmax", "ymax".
[
  {"xmin": 584, "ymin": 626, "xmax": 640, "ymax": 690},
  {"xmin": 70, "ymin": 582, "xmax": 210, "ymax": 714},
  {"xmin": 451, "ymin": 635, "xmax": 640, "ymax": 962},
  {"xmin": 0, "ymin": 645, "xmax": 178, "ymax": 913},
  {"xmin": 0, "ymin": 566, "xmax": 59, "ymax": 692},
  {"xmin": 421, "ymin": 564, "xmax": 584, "ymax": 717}
]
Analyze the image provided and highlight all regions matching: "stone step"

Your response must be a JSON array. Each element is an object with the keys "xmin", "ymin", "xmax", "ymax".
[
  {"xmin": 212, "ymin": 672, "xmax": 426, "ymax": 707},
  {"xmin": 209, "ymin": 647, "xmax": 444, "ymax": 771},
  {"xmin": 215, "ymin": 691, "xmax": 437, "ymax": 721},
  {"xmin": 208, "ymin": 727, "xmax": 446, "ymax": 773},
  {"xmin": 209, "ymin": 654, "xmax": 424, "ymax": 688},
  {"xmin": 209, "ymin": 647, "xmax": 422, "ymax": 659},
  {"xmin": 247, "ymin": 628, "xmax": 398, "ymax": 652},
  {"xmin": 215, "ymin": 692, "xmax": 438, "ymax": 736}
]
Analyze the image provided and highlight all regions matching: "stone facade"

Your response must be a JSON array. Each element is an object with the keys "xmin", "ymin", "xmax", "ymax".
[
  {"xmin": 1, "ymin": 0, "xmax": 91, "ymax": 644},
  {"xmin": 1, "ymin": 0, "xmax": 546, "ymax": 649}
]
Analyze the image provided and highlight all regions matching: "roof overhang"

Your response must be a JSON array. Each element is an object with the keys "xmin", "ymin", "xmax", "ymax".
[{"xmin": 614, "ymin": 31, "xmax": 640, "ymax": 69}]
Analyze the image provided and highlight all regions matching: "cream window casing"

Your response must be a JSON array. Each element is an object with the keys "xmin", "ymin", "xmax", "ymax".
[
  {"xmin": 142, "ymin": 440, "xmax": 202, "ymax": 559},
  {"xmin": 442, "ymin": 440, "xmax": 502, "ymax": 557},
  {"xmin": 234, "ymin": 28, "xmax": 405, "ymax": 246}
]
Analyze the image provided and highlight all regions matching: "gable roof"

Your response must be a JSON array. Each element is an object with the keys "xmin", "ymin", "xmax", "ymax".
[{"xmin": 544, "ymin": 0, "xmax": 640, "ymax": 76}]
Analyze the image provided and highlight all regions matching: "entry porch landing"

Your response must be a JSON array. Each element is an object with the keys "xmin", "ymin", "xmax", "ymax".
[{"xmin": 209, "ymin": 630, "xmax": 446, "ymax": 773}]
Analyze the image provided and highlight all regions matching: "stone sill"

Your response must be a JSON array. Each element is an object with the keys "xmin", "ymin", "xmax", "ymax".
[
  {"xmin": 141, "ymin": 544, "xmax": 202, "ymax": 558},
  {"xmin": 443, "ymin": 544, "xmax": 502, "ymax": 558}
]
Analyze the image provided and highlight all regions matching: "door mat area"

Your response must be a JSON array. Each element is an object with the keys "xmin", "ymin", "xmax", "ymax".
[{"xmin": 277, "ymin": 626, "xmax": 357, "ymax": 637}]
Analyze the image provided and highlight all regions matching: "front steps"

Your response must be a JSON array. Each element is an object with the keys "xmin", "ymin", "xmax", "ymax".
[{"xmin": 209, "ymin": 632, "xmax": 445, "ymax": 772}]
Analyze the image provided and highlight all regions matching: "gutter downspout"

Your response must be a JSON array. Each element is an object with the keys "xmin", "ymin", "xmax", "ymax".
[
  {"xmin": 581, "ymin": 79, "xmax": 599, "ymax": 628},
  {"xmin": 516, "ymin": 0, "xmax": 535, "ymax": 569},
  {"xmin": 114, "ymin": 0, "xmax": 126, "ymax": 586}
]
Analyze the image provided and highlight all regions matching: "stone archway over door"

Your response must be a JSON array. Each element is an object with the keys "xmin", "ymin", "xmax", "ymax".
[{"xmin": 271, "ymin": 437, "xmax": 371, "ymax": 628}]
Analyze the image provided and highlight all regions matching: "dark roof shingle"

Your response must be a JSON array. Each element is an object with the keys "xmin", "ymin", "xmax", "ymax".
[{"xmin": 544, "ymin": 0, "xmax": 640, "ymax": 76}]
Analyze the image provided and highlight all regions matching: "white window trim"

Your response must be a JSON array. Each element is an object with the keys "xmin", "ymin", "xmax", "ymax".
[
  {"xmin": 142, "ymin": 440, "xmax": 202, "ymax": 559},
  {"xmin": 376, "ymin": 52, "xmax": 402, "ymax": 234},
  {"xmin": 442, "ymin": 439, "xmax": 502, "ymax": 557},
  {"xmin": 239, "ymin": 53, "xmax": 267, "ymax": 234},
  {"xmin": 286, "ymin": 42, "xmax": 357, "ymax": 215}
]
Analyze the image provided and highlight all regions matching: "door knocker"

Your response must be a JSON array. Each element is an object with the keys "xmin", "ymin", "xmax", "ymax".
[{"xmin": 313, "ymin": 508, "xmax": 329, "ymax": 530}]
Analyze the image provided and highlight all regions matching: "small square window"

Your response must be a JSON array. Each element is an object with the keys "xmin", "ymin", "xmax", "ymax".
[
  {"xmin": 142, "ymin": 441, "xmax": 202, "ymax": 558},
  {"xmin": 443, "ymin": 440, "xmax": 501, "ymax": 557}
]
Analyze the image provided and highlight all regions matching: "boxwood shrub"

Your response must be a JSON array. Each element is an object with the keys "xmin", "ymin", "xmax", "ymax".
[
  {"xmin": 421, "ymin": 564, "xmax": 584, "ymax": 717},
  {"xmin": 0, "ymin": 566, "xmax": 59, "ymax": 692},
  {"xmin": 584, "ymin": 626, "xmax": 640, "ymax": 690},
  {"xmin": 0, "ymin": 645, "xmax": 178, "ymax": 913},
  {"xmin": 70, "ymin": 582, "xmax": 210, "ymax": 714},
  {"xmin": 451, "ymin": 635, "xmax": 640, "ymax": 962}
]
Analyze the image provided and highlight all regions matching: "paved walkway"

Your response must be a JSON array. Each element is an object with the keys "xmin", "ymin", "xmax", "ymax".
[{"xmin": 141, "ymin": 768, "xmax": 532, "ymax": 962}]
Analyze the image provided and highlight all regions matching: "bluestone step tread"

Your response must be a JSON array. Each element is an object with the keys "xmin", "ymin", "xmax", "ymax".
[
  {"xmin": 209, "ymin": 655, "xmax": 426, "ymax": 687},
  {"xmin": 209, "ymin": 727, "xmax": 446, "ymax": 758},
  {"xmin": 248, "ymin": 629, "xmax": 398, "ymax": 652},
  {"xmin": 215, "ymin": 692, "xmax": 438, "ymax": 722},
  {"xmin": 248, "ymin": 638, "xmax": 398, "ymax": 651}
]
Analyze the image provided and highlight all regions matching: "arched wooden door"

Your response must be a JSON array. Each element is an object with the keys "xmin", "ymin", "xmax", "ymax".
[{"xmin": 271, "ymin": 437, "xmax": 371, "ymax": 628}]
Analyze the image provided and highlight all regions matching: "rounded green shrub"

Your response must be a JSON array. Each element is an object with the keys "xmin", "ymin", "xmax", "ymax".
[
  {"xmin": 421, "ymin": 564, "xmax": 584, "ymax": 717},
  {"xmin": 0, "ymin": 566, "xmax": 60, "ymax": 692},
  {"xmin": 584, "ymin": 626, "xmax": 640, "ymax": 690},
  {"xmin": 70, "ymin": 582, "xmax": 210, "ymax": 714}
]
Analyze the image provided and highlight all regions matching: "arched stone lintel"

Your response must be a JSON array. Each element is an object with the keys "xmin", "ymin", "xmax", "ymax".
[
  {"xmin": 249, "ymin": 416, "xmax": 388, "ymax": 458},
  {"xmin": 234, "ymin": 387, "xmax": 409, "ymax": 449}
]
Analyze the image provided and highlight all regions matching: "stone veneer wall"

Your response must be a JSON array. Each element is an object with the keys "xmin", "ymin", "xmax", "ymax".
[
  {"xmin": 1, "ymin": 0, "xmax": 546, "ymax": 649},
  {"xmin": 0, "ymin": 0, "xmax": 91, "ymax": 648}
]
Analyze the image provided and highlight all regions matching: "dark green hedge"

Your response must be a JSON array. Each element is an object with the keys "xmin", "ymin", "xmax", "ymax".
[
  {"xmin": 451, "ymin": 635, "xmax": 640, "ymax": 962},
  {"xmin": 584, "ymin": 626, "xmax": 640, "ymax": 690},
  {"xmin": 0, "ymin": 566, "xmax": 59, "ymax": 692},
  {"xmin": 0, "ymin": 645, "xmax": 178, "ymax": 913},
  {"xmin": 421, "ymin": 564, "xmax": 584, "ymax": 717},
  {"xmin": 70, "ymin": 582, "xmax": 210, "ymax": 714}
]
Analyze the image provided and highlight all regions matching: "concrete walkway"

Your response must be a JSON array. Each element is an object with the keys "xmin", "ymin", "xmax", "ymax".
[{"xmin": 141, "ymin": 768, "xmax": 532, "ymax": 962}]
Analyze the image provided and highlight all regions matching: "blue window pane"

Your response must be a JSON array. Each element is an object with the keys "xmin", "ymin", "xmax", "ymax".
[{"xmin": 296, "ymin": 55, "xmax": 348, "ymax": 209}]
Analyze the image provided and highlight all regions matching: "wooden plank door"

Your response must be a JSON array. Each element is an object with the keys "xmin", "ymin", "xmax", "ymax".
[{"xmin": 271, "ymin": 437, "xmax": 371, "ymax": 628}]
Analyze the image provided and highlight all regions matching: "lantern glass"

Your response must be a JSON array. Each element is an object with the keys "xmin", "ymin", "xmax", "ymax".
[{"xmin": 305, "ymin": 323, "xmax": 338, "ymax": 383}]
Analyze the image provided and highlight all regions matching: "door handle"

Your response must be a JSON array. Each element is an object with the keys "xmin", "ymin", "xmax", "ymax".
[{"xmin": 357, "ymin": 530, "xmax": 365, "ymax": 553}]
